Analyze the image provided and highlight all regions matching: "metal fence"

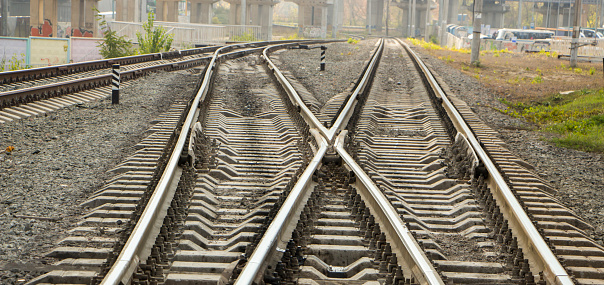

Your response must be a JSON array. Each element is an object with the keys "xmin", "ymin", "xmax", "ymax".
[
  {"xmin": 446, "ymin": 33, "xmax": 604, "ymax": 56},
  {"xmin": 550, "ymin": 39, "xmax": 604, "ymax": 57},
  {"xmin": 108, "ymin": 21, "xmax": 263, "ymax": 47}
]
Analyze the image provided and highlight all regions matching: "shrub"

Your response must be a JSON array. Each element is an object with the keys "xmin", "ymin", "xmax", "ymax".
[
  {"xmin": 137, "ymin": 13, "xmax": 174, "ymax": 53},
  {"xmin": 96, "ymin": 8, "xmax": 135, "ymax": 58}
]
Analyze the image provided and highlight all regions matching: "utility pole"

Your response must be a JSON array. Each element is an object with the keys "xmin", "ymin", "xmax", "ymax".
[
  {"xmin": 241, "ymin": 0, "xmax": 247, "ymax": 27},
  {"xmin": 1, "ymin": 0, "xmax": 8, "ymax": 36},
  {"xmin": 570, "ymin": 0, "xmax": 581, "ymax": 68},
  {"xmin": 517, "ymin": 0, "xmax": 523, "ymax": 28},
  {"xmin": 367, "ymin": 0, "xmax": 372, "ymax": 34},
  {"xmin": 386, "ymin": 0, "xmax": 390, "ymax": 36},
  {"xmin": 471, "ymin": 0, "xmax": 483, "ymax": 66},
  {"xmin": 440, "ymin": 0, "xmax": 448, "ymax": 45},
  {"xmin": 407, "ymin": 0, "xmax": 412, "ymax": 36},
  {"xmin": 333, "ymin": 0, "xmax": 339, "ymax": 37},
  {"xmin": 412, "ymin": 0, "xmax": 416, "ymax": 37},
  {"xmin": 424, "ymin": 0, "xmax": 431, "ymax": 41}
]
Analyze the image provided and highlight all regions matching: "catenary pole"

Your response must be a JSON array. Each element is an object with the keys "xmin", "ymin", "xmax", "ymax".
[
  {"xmin": 471, "ymin": 0, "xmax": 483, "ymax": 66},
  {"xmin": 570, "ymin": 0, "xmax": 581, "ymax": 68}
]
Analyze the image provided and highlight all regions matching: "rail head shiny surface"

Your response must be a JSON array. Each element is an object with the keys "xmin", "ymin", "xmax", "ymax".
[
  {"xmin": 243, "ymin": 38, "xmax": 441, "ymax": 285},
  {"xmin": 234, "ymin": 133, "xmax": 328, "ymax": 285},
  {"xmin": 262, "ymin": 44, "xmax": 330, "ymax": 138},
  {"xmin": 326, "ymin": 38, "xmax": 384, "ymax": 141},
  {"xmin": 100, "ymin": 43, "xmax": 253, "ymax": 285},
  {"xmin": 100, "ymin": 40, "xmax": 324, "ymax": 284},
  {"xmin": 396, "ymin": 38, "xmax": 572, "ymax": 285},
  {"xmin": 334, "ymin": 131, "xmax": 444, "ymax": 285}
]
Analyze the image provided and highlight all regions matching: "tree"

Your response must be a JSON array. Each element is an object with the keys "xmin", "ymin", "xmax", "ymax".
[
  {"xmin": 137, "ymin": 13, "xmax": 174, "ymax": 54},
  {"xmin": 95, "ymin": 8, "xmax": 135, "ymax": 58}
]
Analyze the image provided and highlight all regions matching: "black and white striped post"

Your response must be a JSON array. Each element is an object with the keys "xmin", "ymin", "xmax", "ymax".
[
  {"xmin": 112, "ymin": 64, "xmax": 120, "ymax": 104},
  {"xmin": 320, "ymin": 46, "xmax": 327, "ymax": 71}
]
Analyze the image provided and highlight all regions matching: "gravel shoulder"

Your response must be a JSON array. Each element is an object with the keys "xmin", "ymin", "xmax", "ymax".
[
  {"xmin": 408, "ymin": 43, "xmax": 604, "ymax": 245},
  {"xmin": 0, "ymin": 70, "xmax": 199, "ymax": 283},
  {"xmin": 276, "ymin": 37, "xmax": 604, "ymax": 245},
  {"xmin": 275, "ymin": 39, "xmax": 379, "ymax": 105}
]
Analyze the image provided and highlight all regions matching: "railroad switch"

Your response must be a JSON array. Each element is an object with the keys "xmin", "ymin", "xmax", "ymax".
[{"xmin": 322, "ymin": 146, "xmax": 342, "ymax": 165}]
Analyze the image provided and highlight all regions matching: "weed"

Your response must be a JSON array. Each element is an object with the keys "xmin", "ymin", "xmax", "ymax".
[
  {"xmin": 440, "ymin": 55, "xmax": 454, "ymax": 63},
  {"xmin": 1, "ymin": 53, "xmax": 29, "ymax": 71},
  {"xmin": 589, "ymin": 67, "xmax": 596, "ymax": 75},
  {"xmin": 231, "ymin": 31, "xmax": 258, "ymax": 42},
  {"xmin": 407, "ymin": 38, "xmax": 443, "ymax": 50},
  {"xmin": 347, "ymin": 38, "xmax": 360, "ymax": 44},
  {"xmin": 281, "ymin": 34, "xmax": 304, "ymax": 40},
  {"xmin": 95, "ymin": 8, "xmax": 135, "ymax": 58},
  {"xmin": 498, "ymin": 89, "xmax": 604, "ymax": 152},
  {"xmin": 137, "ymin": 13, "xmax": 174, "ymax": 53},
  {"xmin": 531, "ymin": 75, "xmax": 543, "ymax": 84},
  {"xmin": 573, "ymin": 68, "xmax": 582, "ymax": 74}
]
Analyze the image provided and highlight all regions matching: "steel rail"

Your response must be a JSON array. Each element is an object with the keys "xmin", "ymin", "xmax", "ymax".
[
  {"xmin": 0, "ymin": 55, "xmax": 213, "ymax": 109},
  {"xmin": 236, "ymin": 38, "xmax": 442, "ymax": 285},
  {"xmin": 234, "ymin": 130, "xmax": 328, "ymax": 285},
  {"xmin": 99, "ymin": 39, "xmax": 325, "ymax": 285},
  {"xmin": 262, "ymin": 45, "xmax": 330, "ymax": 137},
  {"xmin": 334, "ymin": 131, "xmax": 444, "ymax": 285},
  {"xmin": 325, "ymin": 38, "xmax": 384, "ymax": 141},
  {"xmin": 396, "ymin": 38, "xmax": 573, "ymax": 285},
  {"xmin": 261, "ymin": 39, "xmax": 384, "ymax": 143},
  {"xmin": 0, "ymin": 46, "xmax": 220, "ymax": 84},
  {"xmin": 99, "ymin": 43, "xmax": 247, "ymax": 285}
]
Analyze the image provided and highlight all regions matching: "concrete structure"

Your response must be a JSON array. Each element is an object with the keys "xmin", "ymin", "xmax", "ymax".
[
  {"xmin": 535, "ymin": 2, "xmax": 574, "ymax": 28},
  {"xmin": 286, "ymin": 0, "xmax": 332, "ymax": 37},
  {"xmin": 71, "ymin": 0, "xmax": 98, "ymax": 36},
  {"xmin": 226, "ymin": 0, "xmax": 278, "ymax": 39},
  {"xmin": 481, "ymin": 0, "xmax": 508, "ymax": 28},
  {"xmin": 367, "ymin": 0, "xmax": 384, "ymax": 32},
  {"xmin": 115, "ymin": 0, "xmax": 136, "ymax": 21},
  {"xmin": 190, "ymin": 0, "xmax": 218, "ymax": 23},
  {"xmin": 30, "ymin": 0, "xmax": 58, "ymax": 36},
  {"xmin": 156, "ymin": 0, "xmax": 179, "ymax": 21},
  {"xmin": 286, "ymin": 0, "xmax": 344, "ymax": 38},
  {"xmin": 394, "ymin": 0, "xmax": 441, "ymax": 37}
]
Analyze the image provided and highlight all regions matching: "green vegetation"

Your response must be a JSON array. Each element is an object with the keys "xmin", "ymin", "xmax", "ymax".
[
  {"xmin": 347, "ymin": 38, "xmax": 360, "ymax": 44},
  {"xmin": 438, "ymin": 55, "xmax": 454, "ymax": 63},
  {"xmin": 231, "ymin": 31, "xmax": 258, "ymax": 42},
  {"xmin": 531, "ymin": 75, "xmax": 543, "ymax": 84},
  {"xmin": 96, "ymin": 8, "xmax": 135, "ymax": 58},
  {"xmin": 280, "ymin": 34, "xmax": 304, "ymax": 40},
  {"xmin": 137, "ymin": 13, "xmax": 174, "ymax": 54},
  {"xmin": 499, "ymin": 89, "xmax": 604, "ymax": 152},
  {"xmin": 536, "ymin": 49, "xmax": 558, "ymax": 58},
  {"xmin": 1, "ymin": 53, "xmax": 29, "ymax": 71},
  {"xmin": 212, "ymin": 5, "xmax": 229, "ymax": 24},
  {"xmin": 408, "ymin": 38, "xmax": 471, "ymax": 54}
]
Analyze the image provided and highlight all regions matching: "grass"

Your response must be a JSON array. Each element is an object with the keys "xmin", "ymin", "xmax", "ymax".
[
  {"xmin": 499, "ymin": 89, "xmax": 604, "ymax": 152},
  {"xmin": 407, "ymin": 37, "xmax": 604, "ymax": 153}
]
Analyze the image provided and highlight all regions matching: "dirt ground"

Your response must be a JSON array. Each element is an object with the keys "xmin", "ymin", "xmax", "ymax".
[{"xmin": 421, "ymin": 47, "xmax": 604, "ymax": 102}]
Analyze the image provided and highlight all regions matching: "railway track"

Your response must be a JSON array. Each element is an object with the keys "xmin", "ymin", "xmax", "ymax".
[
  {"xmin": 0, "ymin": 48, "xmax": 218, "ymax": 123},
  {"xmin": 20, "ymin": 38, "xmax": 604, "ymax": 285}
]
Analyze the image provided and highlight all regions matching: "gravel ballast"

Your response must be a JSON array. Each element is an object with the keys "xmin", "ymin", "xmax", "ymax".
[
  {"xmin": 408, "ymin": 43, "xmax": 604, "ymax": 245},
  {"xmin": 0, "ymin": 70, "xmax": 200, "ymax": 283},
  {"xmin": 277, "ymin": 38, "xmax": 603, "ymax": 245}
]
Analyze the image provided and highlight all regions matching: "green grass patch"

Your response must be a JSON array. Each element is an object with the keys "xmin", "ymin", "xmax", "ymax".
[{"xmin": 498, "ymin": 89, "xmax": 604, "ymax": 152}]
